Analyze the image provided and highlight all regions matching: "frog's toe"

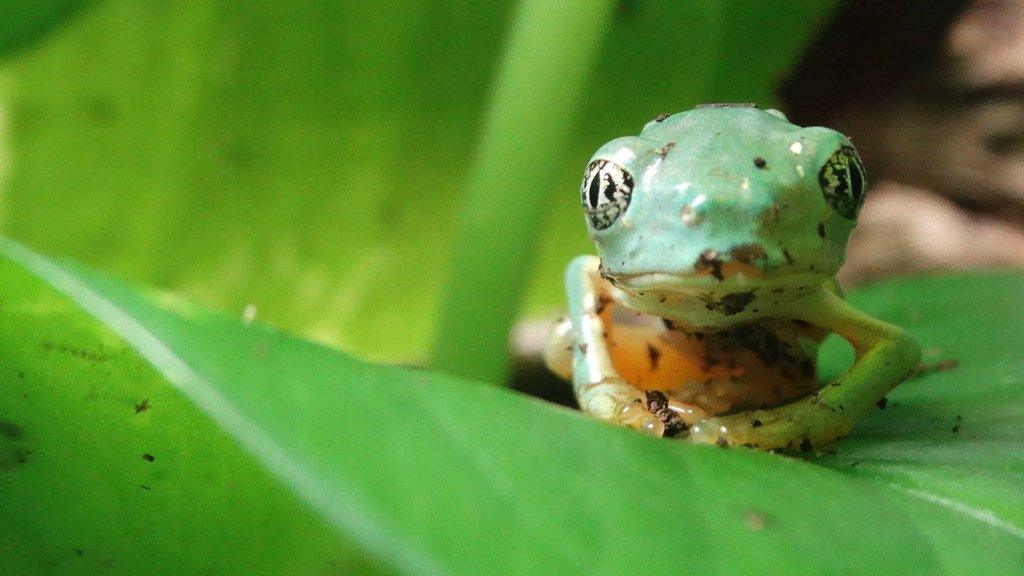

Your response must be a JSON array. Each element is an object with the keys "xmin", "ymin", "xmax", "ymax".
[
  {"xmin": 616, "ymin": 401, "xmax": 666, "ymax": 437},
  {"xmin": 687, "ymin": 417, "xmax": 753, "ymax": 447},
  {"xmin": 581, "ymin": 379, "xmax": 695, "ymax": 438},
  {"xmin": 687, "ymin": 418, "xmax": 723, "ymax": 445}
]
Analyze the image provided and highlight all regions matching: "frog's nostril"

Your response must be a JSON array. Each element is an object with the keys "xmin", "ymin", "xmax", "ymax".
[
  {"xmin": 680, "ymin": 203, "xmax": 699, "ymax": 226},
  {"xmin": 680, "ymin": 194, "xmax": 707, "ymax": 227}
]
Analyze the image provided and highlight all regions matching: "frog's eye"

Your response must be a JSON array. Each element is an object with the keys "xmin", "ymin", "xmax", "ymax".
[
  {"xmin": 818, "ymin": 146, "xmax": 867, "ymax": 220},
  {"xmin": 580, "ymin": 159, "xmax": 634, "ymax": 230}
]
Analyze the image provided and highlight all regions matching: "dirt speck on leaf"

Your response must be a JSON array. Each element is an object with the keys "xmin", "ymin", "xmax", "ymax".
[
  {"xmin": 911, "ymin": 359, "xmax": 960, "ymax": 379},
  {"xmin": 0, "ymin": 448, "xmax": 30, "ymax": 471},
  {"xmin": 0, "ymin": 420, "xmax": 22, "ymax": 438},
  {"xmin": 745, "ymin": 510, "xmax": 769, "ymax": 531},
  {"xmin": 41, "ymin": 341, "xmax": 107, "ymax": 362}
]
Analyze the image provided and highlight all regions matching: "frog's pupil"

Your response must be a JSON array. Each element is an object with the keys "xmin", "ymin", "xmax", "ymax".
[
  {"xmin": 849, "ymin": 159, "xmax": 864, "ymax": 199},
  {"xmin": 588, "ymin": 170, "xmax": 603, "ymax": 209}
]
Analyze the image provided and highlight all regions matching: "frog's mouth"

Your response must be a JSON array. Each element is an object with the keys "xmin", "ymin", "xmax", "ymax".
[
  {"xmin": 602, "ymin": 251, "xmax": 768, "ymax": 287},
  {"xmin": 600, "ymin": 244, "xmax": 827, "ymax": 295},
  {"xmin": 604, "ymin": 268, "xmax": 824, "ymax": 294}
]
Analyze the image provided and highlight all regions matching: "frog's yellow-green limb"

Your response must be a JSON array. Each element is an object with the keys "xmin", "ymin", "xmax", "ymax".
[
  {"xmin": 688, "ymin": 287, "xmax": 921, "ymax": 450},
  {"xmin": 548, "ymin": 256, "xmax": 667, "ymax": 437},
  {"xmin": 557, "ymin": 256, "xmax": 648, "ymax": 427}
]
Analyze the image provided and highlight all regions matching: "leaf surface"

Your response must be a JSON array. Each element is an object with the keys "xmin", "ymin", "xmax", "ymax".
[{"xmin": 1, "ymin": 243, "xmax": 1021, "ymax": 575}]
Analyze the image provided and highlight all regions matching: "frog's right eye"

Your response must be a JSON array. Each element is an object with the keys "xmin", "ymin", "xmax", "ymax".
[
  {"xmin": 580, "ymin": 159, "xmax": 634, "ymax": 230},
  {"xmin": 818, "ymin": 146, "xmax": 867, "ymax": 220}
]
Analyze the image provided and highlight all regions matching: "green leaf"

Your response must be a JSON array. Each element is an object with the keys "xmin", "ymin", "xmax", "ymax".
[
  {"xmin": 2, "ymin": 243, "xmax": 1022, "ymax": 575},
  {"xmin": 0, "ymin": 0, "xmax": 94, "ymax": 57},
  {"xmin": 814, "ymin": 275, "xmax": 1024, "ymax": 529},
  {"xmin": 0, "ymin": 245, "xmax": 388, "ymax": 574},
  {"xmin": 0, "ymin": 1, "xmax": 835, "ymax": 363}
]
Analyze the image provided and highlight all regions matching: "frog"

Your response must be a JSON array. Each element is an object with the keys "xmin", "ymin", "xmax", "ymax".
[{"xmin": 543, "ymin": 103, "xmax": 920, "ymax": 450}]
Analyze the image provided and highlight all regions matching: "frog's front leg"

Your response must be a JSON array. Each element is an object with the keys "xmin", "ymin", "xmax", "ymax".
[
  {"xmin": 550, "ymin": 255, "xmax": 685, "ymax": 437},
  {"xmin": 689, "ymin": 287, "xmax": 921, "ymax": 450}
]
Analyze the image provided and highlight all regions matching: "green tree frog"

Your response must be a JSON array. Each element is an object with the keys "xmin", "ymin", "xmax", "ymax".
[{"xmin": 544, "ymin": 104, "xmax": 920, "ymax": 450}]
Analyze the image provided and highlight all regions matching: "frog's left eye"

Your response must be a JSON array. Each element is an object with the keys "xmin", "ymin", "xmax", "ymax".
[
  {"xmin": 581, "ymin": 159, "xmax": 634, "ymax": 230},
  {"xmin": 818, "ymin": 146, "xmax": 867, "ymax": 220}
]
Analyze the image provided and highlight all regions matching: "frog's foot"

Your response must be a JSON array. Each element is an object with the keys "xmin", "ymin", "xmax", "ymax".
[
  {"xmin": 686, "ymin": 395, "xmax": 852, "ymax": 451},
  {"xmin": 582, "ymin": 378, "xmax": 705, "ymax": 438}
]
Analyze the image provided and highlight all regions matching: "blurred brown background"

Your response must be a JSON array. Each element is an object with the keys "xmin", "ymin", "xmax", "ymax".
[{"xmin": 784, "ymin": 0, "xmax": 1024, "ymax": 283}]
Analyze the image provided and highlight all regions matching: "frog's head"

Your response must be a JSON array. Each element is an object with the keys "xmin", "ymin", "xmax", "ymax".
[{"xmin": 581, "ymin": 104, "xmax": 865, "ymax": 298}]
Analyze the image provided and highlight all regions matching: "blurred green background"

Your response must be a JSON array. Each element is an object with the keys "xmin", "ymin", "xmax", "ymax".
[
  {"xmin": 0, "ymin": 0, "xmax": 834, "ymax": 364},
  {"xmin": 5, "ymin": 3, "xmax": 1024, "ymax": 574}
]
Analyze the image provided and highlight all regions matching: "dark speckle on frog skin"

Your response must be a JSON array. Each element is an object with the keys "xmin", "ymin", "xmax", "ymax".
[
  {"xmin": 817, "ymin": 222, "xmax": 826, "ymax": 238},
  {"xmin": 753, "ymin": 156, "xmax": 767, "ymax": 169},
  {"xmin": 718, "ymin": 292, "xmax": 756, "ymax": 315},
  {"xmin": 142, "ymin": 453, "xmax": 155, "ymax": 462},
  {"xmin": 644, "ymin": 390, "xmax": 687, "ymax": 437},
  {"xmin": 646, "ymin": 343, "xmax": 662, "ymax": 370},
  {"xmin": 729, "ymin": 243, "xmax": 767, "ymax": 264},
  {"xmin": 696, "ymin": 250, "xmax": 724, "ymax": 281}
]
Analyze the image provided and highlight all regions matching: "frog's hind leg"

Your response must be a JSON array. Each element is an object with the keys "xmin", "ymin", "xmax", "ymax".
[{"xmin": 688, "ymin": 287, "xmax": 920, "ymax": 451}]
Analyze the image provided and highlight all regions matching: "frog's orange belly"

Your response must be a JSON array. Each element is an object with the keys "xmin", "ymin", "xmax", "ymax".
[{"xmin": 606, "ymin": 316, "xmax": 823, "ymax": 416}]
